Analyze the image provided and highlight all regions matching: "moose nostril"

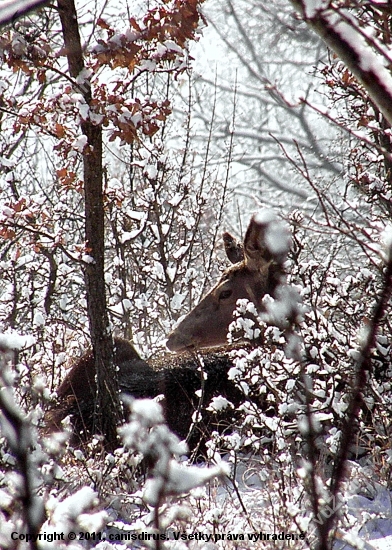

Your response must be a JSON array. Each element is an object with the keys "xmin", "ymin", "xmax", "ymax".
[
  {"xmin": 166, "ymin": 332, "xmax": 192, "ymax": 352},
  {"xmin": 166, "ymin": 335, "xmax": 177, "ymax": 351}
]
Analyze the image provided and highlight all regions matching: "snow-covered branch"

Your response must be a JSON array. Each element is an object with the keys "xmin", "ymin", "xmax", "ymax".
[
  {"xmin": 0, "ymin": 335, "xmax": 44, "ymax": 550},
  {"xmin": 290, "ymin": 1, "xmax": 392, "ymax": 125},
  {"xmin": 0, "ymin": 0, "xmax": 48, "ymax": 27}
]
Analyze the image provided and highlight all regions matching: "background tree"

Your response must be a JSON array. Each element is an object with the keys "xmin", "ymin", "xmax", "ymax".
[
  {"xmin": 0, "ymin": 0, "xmax": 206, "ymax": 447},
  {"xmin": 2, "ymin": 1, "xmax": 392, "ymax": 549},
  {"xmin": 188, "ymin": 0, "xmax": 343, "ymax": 217},
  {"xmin": 278, "ymin": 2, "xmax": 392, "ymax": 548},
  {"xmin": 57, "ymin": 0, "xmax": 120, "ymax": 448}
]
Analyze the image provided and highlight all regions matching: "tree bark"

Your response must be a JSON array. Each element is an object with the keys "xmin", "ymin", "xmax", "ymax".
[{"xmin": 57, "ymin": 0, "xmax": 121, "ymax": 448}]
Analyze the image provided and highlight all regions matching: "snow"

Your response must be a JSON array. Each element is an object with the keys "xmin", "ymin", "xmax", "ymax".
[
  {"xmin": 51, "ymin": 487, "xmax": 98, "ymax": 523},
  {"xmin": 370, "ymin": 537, "xmax": 392, "ymax": 549},
  {"xmin": 128, "ymin": 398, "xmax": 165, "ymax": 426},
  {"xmin": 0, "ymin": 332, "xmax": 34, "ymax": 350},
  {"xmin": 163, "ymin": 40, "xmax": 183, "ymax": 54},
  {"xmin": 121, "ymin": 229, "xmax": 141, "ymax": 242},
  {"xmin": 89, "ymin": 112, "xmax": 104, "ymax": 125},
  {"xmin": 253, "ymin": 209, "xmax": 291, "ymax": 256},
  {"xmin": 336, "ymin": 484, "xmax": 392, "ymax": 549},
  {"xmin": 173, "ymin": 244, "xmax": 189, "ymax": 259},
  {"xmin": 169, "ymin": 193, "xmax": 184, "ymax": 207},
  {"xmin": 33, "ymin": 312, "xmax": 46, "ymax": 327},
  {"xmin": 1, "ymin": 205, "xmax": 13, "ymax": 218},
  {"xmin": 121, "ymin": 298, "xmax": 132, "ymax": 311},
  {"xmin": 139, "ymin": 59, "xmax": 157, "ymax": 72},
  {"xmin": 207, "ymin": 396, "xmax": 234, "ymax": 412},
  {"xmin": 77, "ymin": 102, "xmax": 89, "ymax": 121},
  {"xmin": 170, "ymin": 292, "xmax": 186, "ymax": 311},
  {"xmin": 72, "ymin": 135, "xmax": 88, "ymax": 152},
  {"xmin": 127, "ymin": 210, "xmax": 146, "ymax": 221},
  {"xmin": 262, "ymin": 286, "xmax": 303, "ymax": 326},
  {"xmin": 78, "ymin": 511, "xmax": 107, "ymax": 532},
  {"xmin": 144, "ymin": 460, "xmax": 230, "ymax": 506},
  {"xmin": 253, "ymin": 209, "xmax": 277, "ymax": 225},
  {"xmin": 0, "ymin": 488, "xmax": 12, "ymax": 508},
  {"xmin": 125, "ymin": 29, "xmax": 139, "ymax": 42},
  {"xmin": 381, "ymin": 225, "xmax": 392, "ymax": 262},
  {"xmin": 265, "ymin": 217, "xmax": 291, "ymax": 256},
  {"xmin": 322, "ymin": 7, "xmax": 392, "ymax": 101},
  {"xmin": 82, "ymin": 254, "xmax": 95, "ymax": 264},
  {"xmin": 303, "ymin": 0, "xmax": 328, "ymax": 19}
]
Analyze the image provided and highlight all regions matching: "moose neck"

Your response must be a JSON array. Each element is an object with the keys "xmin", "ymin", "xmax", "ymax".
[{"xmin": 166, "ymin": 212, "xmax": 289, "ymax": 352}]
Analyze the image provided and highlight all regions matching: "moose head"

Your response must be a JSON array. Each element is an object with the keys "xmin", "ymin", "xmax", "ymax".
[{"xmin": 166, "ymin": 211, "xmax": 290, "ymax": 352}]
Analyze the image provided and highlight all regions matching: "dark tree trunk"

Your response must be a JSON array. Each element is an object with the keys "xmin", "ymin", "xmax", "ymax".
[{"xmin": 57, "ymin": 0, "xmax": 121, "ymax": 448}]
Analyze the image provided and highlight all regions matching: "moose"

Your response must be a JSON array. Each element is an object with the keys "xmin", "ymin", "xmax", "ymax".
[
  {"xmin": 47, "ymin": 211, "xmax": 290, "ymax": 452},
  {"xmin": 166, "ymin": 210, "xmax": 289, "ymax": 352}
]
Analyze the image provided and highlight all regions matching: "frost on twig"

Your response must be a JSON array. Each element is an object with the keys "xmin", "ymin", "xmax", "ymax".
[
  {"xmin": 0, "ymin": 333, "xmax": 44, "ymax": 550},
  {"xmin": 119, "ymin": 398, "xmax": 229, "ymax": 544},
  {"xmin": 290, "ymin": 0, "xmax": 392, "ymax": 126},
  {"xmin": 332, "ymin": 238, "xmax": 392, "ymax": 478},
  {"xmin": 301, "ymin": 235, "xmax": 392, "ymax": 549}
]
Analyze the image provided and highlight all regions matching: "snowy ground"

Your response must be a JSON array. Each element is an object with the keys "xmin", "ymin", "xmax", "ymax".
[{"xmin": 101, "ymin": 459, "xmax": 392, "ymax": 550}]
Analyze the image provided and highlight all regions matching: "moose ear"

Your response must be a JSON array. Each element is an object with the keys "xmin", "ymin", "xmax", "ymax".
[
  {"xmin": 243, "ymin": 211, "xmax": 290, "ymax": 272},
  {"xmin": 223, "ymin": 232, "xmax": 244, "ymax": 264}
]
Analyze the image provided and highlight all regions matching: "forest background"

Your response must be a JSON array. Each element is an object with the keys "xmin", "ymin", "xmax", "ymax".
[{"xmin": 1, "ymin": 1, "xmax": 392, "ymax": 549}]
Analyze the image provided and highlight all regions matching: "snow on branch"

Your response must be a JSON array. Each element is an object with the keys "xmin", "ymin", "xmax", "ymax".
[
  {"xmin": 0, "ymin": 0, "xmax": 48, "ymax": 27},
  {"xmin": 0, "ymin": 343, "xmax": 44, "ymax": 549},
  {"xmin": 290, "ymin": 0, "xmax": 392, "ymax": 125}
]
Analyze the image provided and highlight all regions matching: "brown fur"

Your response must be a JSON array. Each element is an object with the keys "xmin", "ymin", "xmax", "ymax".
[
  {"xmin": 166, "ymin": 213, "xmax": 288, "ymax": 351},
  {"xmin": 47, "ymin": 213, "xmax": 287, "ymax": 451},
  {"xmin": 46, "ymin": 339, "xmax": 252, "ymax": 453}
]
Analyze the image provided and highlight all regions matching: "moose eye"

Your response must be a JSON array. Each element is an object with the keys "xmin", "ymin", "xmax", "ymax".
[{"xmin": 219, "ymin": 289, "xmax": 233, "ymax": 300}]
